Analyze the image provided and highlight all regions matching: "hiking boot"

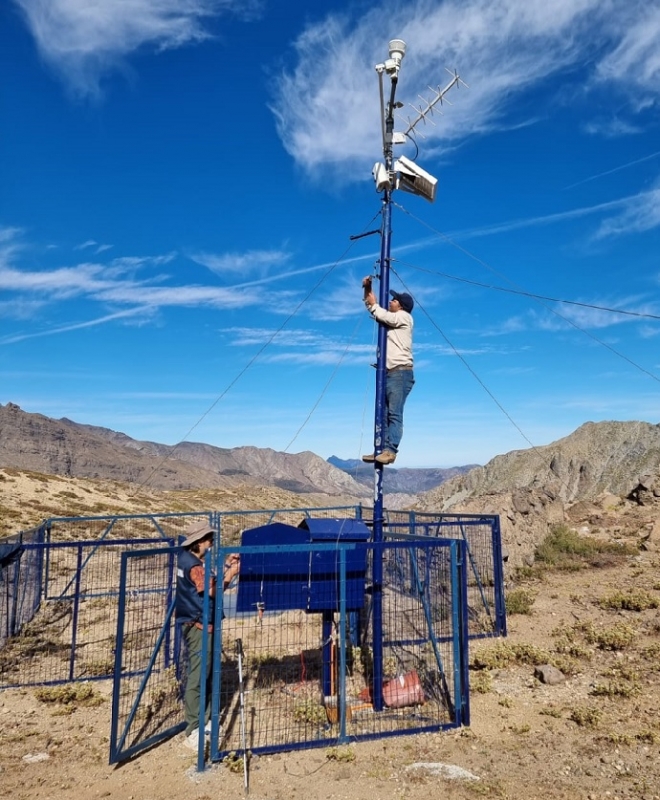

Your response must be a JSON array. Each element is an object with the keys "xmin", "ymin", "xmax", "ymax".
[
  {"xmin": 375, "ymin": 450, "xmax": 396, "ymax": 465},
  {"xmin": 183, "ymin": 728, "xmax": 202, "ymax": 750},
  {"xmin": 361, "ymin": 453, "xmax": 376, "ymax": 462}
]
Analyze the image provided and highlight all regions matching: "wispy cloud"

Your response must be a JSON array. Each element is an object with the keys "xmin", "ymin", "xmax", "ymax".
[
  {"xmin": 191, "ymin": 248, "xmax": 292, "ymax": 276},
  {"xmin": 273, "ymin": 0, "xmax": 656, "ymax": 175},
  {"xmin": 223, "ymin": 326, "xmax": 372, "ymax": 366},
  {"xmin": 0, "ymin": 307, "xmax": 151, "ymax": 345},
  {"xmin": 495, "ymin": 294, "xmax": 660, "ymax": 335},
  {"xmin": 593, "ymin": 186, "xmax": 660, "ymax": 239},
  {"xmin": 437, "ymin": 187, "xmax": 660, "ymax": 242},
  {"xmin": 593, "ymin": 5, "xmax": 660, "ymax": 99},
  {"xmin": 581, "ymin": 118, "xmax": 643, "ymax": 138},
  {"xmin": 13, "ymin": 0, "xmax": 261, "ymax": 97}
]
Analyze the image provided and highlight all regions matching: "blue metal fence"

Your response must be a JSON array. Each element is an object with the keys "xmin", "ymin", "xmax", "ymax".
[
  {"xmin": 2, "ymin": 506, "xmax": 506, "ymax": 766},
  {"xmin": 109, "ymin": 537, "xmax": 470, "ymax": 767}
]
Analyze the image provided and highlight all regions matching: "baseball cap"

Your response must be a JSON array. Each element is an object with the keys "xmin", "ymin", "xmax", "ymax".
[{"xmin": 390, "ymin": 290, "xmax": 414, "ymax": 312}]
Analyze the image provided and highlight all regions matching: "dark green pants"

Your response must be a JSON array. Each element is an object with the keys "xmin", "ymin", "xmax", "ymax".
[{"xmin": 183, "ymin": 624, "xmax": 213, "ymax": 735}]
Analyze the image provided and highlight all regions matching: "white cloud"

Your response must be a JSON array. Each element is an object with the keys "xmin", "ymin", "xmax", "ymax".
[
  {"xmin": 75, "ymin": 239, "xmax": 98, "ymax": 250},
  {"xmin": 0, "ymin": 307, "xmax": 151, "ymax": 345},
  {"xmin": 594, "ymin": 187, "xmax": 660, "ymax": 239},
  {"xmin": 0, "ymin": 231, "xmax": 310, "ymax": 327},
  {"xmin": 594, "ymin": 5, "xmax": 660, "ymax": 97},
  {"xmin": 582, "ymin": 118, "xmax": 643, "ymax": 138},
  {"xmin": 13, "ymin": 0, "xmax": 260, "ymax": 96},
  {"xmin": 272, "ymin": 0, "xmax": 654, "ymax": 176},
  {"xmin": 191, "ymin": 248, "xmax": 292, "ymax": 276}
]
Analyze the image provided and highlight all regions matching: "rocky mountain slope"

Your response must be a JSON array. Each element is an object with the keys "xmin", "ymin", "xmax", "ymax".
[
  {"xmin": 415, "ymin": 419, "xmax": 660, "ymax": 570},
  {"xmin": 0, "ymin": 403, "xmax": 367, "ymax": 499},
  {"xmin": 418, "ymin": 420, "xmax": 660, "ymax": 510}
]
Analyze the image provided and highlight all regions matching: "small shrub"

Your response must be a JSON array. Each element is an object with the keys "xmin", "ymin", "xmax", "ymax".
[
  {"xmin": 590, "ymin": 681, "xmax": 641, "ymax": 698},
  {"xmin": 470, "ymin": 642, "xmax": 550, "ymax": 670},
  {"xmin": 539, "ymin": 705, "xmax": 563, "ymax": 718},
  {"xmin": 83, "ymin": 660, "xmax": 115, "ymax": 677},
  {"xmin": 602, "ymin": 665, "xmax": 639, "ymax": 682},
  {"xmin": 470, "ymin": 672, "xmax": 493, "ymax": 694},
  {"xmin": 34, "ymin": 684, "xmax": 104, "ymax": 708},
  {"xmin": 570, "ymin": 706, "xmax": 601, "ymax": 728},
  {"xmin": 553, "ymin": 637, "xmax": 592, "ymax": 661},
  {"xmin": 584, "ymin": 622, "xmax": 636, "ymax": 651},
  {"xmin": 641, "ymin": 643, "xmax": 660, "ymax": 661},
  {"xmin": 598, "ymin": 590, "xmax": 659, "ymax": 612},
  {"xmin": 550, "ymin": 655, "xmax": 581, "ymax": 676},
  {"xmin": 223, "ymin": 752, "xmax": 247, "ymax": 774},
  {"xmin": 509, "ymin": 723, "xmax": 530, "ymax": 734},
  {"xmin": 293, "ymin": 699, "xmax": 326, "ymax": 724},
  {"xmin": 505, "ymin": 589, "xmax": 536, "ymax": 615},
  {"xmin": 600, "ymin": 730, "xmax": 658, "ymax": 746},
  {"xmin": 326, "ymin": 746, "xmax": 356, "ymax": 762},
  {"xmin": 535, "ymin": 525, "xmax": 637, "ymax": 571}
]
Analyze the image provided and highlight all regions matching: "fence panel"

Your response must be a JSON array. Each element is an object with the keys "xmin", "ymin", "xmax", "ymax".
[
  {"xmin": 411, "ymin": 513, "xmax": 506, "ymax": 638},
  {"xmin": 0, "ymin": 527, "xmax": 44, "ymax": 651},
  {"xmin": 362, "ymin": 508, "xmax": 506, "ymax": 638},
  {"xmin": 0, "ymin": 537, "xmax": 173, "ymax": 689},
  {"xmin": 109, "ymin": 546, "xmax": 182, "ymax": 764}
]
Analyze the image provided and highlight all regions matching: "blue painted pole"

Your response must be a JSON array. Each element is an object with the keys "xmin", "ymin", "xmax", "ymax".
[{"xmin": 371, "ymin": 66, "xmax": 398, "ymax": 714}]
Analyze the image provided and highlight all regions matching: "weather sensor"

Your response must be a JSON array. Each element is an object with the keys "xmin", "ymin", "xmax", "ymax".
[{"xmin": 394, "ymin": 155, "xmax": 438, "ymax": 203}]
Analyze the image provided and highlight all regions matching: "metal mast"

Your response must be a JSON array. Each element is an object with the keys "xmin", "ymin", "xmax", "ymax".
[{"xmin": 369, "ymin": 40, "xmax": 464, "ymax": 711}]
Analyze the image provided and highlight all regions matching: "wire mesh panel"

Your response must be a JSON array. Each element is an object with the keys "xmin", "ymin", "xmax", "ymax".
[
  {"xmin": 0, "ymin": 538, "xmax": 172, "ymax": 689},
  {"xmin": 210, "ymin": 538, "xmax": 467, "ymax": 762},
  {"xmin": 43, "ymin": 513, "xmax": 214, "ymax": 567},
  {"xmin": 362, "ymin": 508, "xmax": 506, "ymax": 639},
  {"xmin": 0, "ymin": 527, "xmax": 44, "ymax": 650},
  {"xmin": 412, "ymin": 513, "xmax": 506, "ymax": 638},
  {"xmin": 110, "ymin": 546, "xmax": 182, "ymax": 764}
]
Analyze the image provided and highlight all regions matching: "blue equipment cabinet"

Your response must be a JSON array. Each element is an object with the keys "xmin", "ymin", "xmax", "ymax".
[{"xmin": 235, "ymin": 518, "xmax": 370, "ymax": 614}]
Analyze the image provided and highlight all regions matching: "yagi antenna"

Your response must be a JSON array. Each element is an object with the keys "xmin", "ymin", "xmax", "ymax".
[{"xmin": 401, "ymin": 69, "xmax": 468, "ymax": 138}]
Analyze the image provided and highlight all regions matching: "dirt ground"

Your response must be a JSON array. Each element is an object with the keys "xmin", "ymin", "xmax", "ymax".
[{"xmin": 2, "ymin": 475, "xmax": 660, "ymax": 800}]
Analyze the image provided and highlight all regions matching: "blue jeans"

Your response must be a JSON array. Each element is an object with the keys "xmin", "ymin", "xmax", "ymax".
[{"xmin": 385, "ymin": 369, "xmax": 414, "ymax": 454}]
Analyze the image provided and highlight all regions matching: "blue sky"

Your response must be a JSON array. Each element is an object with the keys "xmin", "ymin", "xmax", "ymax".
[{"xmin": 1, "ymin": 0, "xmax": 659, "ymax": 469}]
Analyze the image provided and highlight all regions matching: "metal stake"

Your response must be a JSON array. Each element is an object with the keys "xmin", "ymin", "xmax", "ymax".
[{"xmin": 236, "ymin": 638, "xmax": 249, "ymax": 794}]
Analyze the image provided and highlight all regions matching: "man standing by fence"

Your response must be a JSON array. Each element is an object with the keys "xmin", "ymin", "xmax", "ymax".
[{"xmin": 175, "ymin": 520, "xmax": 240, "ymax": 749}]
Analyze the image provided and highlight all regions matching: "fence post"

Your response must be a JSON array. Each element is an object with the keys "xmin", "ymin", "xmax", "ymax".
[
  {"xmin": 491, "ymin": 516, "xmax": 507, "ymax": 636},
  {"xmin": 163, "ymin": 541, "xmax": 176, "ymax": 670},
  {"xmin": 68, "ymin": 544, "xmax": 84, "ymax": 681},
  {"xmin": 338, "ymin": 546, "xmax": 348, "ymax": 744}
]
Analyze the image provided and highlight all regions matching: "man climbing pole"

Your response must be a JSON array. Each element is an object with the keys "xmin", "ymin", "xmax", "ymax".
[{"xmin": 362, "ymin": 275, "xmax": 415, "ymax": 465}]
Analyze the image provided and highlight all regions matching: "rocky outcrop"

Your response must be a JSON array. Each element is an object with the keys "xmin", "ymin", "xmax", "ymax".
[{"xmin": 416, "ymin": 487, "xmax": 565, "ymax": 571}]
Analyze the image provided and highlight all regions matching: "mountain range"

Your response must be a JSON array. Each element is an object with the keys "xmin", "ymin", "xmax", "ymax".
[{"xmin": 2, "ymin": 403, "xmax": 659, "ymax": 521}]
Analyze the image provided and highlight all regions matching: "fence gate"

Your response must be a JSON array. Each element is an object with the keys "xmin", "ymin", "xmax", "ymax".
[{"xmin": 109, "ymin": 546, "xmax": 183, "ymax": 764}]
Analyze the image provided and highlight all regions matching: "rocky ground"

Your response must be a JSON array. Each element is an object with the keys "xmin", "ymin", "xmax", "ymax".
[{"xmin": 1, "ymin": 472, "xmax": 660, "ymax": 800}]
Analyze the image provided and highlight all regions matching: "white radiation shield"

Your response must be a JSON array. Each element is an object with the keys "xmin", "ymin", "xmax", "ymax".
[{"xmin": 394, "ymin": 155, "xmax": 438, "ymax": 203}]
